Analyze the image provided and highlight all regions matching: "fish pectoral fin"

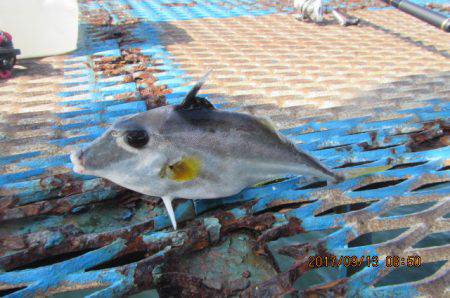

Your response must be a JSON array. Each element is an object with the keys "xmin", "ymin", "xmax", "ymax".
[
  {"xmin": 162, "ymin": 196, "xmax": 177, "ymax": 230},
  {"xmin": 160, "ymin": 155, "xmax": 202, "ymax": 182}
]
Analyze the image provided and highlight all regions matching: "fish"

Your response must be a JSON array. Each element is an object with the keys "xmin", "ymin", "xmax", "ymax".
[{"xmin": 70, "ymin": 71, "xmax": 344, "ymax": 230}]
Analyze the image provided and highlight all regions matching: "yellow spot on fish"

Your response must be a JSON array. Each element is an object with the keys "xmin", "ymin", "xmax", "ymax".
[
  {"xmin": 162, "ymin": 156, "xmax": 202, "ymax": 182},
  {"xmin": 345, "ymin": 165, "xmax": 392, "ymax": 179}
]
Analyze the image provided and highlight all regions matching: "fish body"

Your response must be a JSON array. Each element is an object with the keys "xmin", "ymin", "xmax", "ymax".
[{"xmin": 71, "ymin": 72, "xmax": 343, "ymax": 229}]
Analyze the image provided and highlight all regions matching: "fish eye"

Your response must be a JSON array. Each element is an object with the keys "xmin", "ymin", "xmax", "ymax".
[{"xmin": 125, "ymin": 129, "xmax": 149, "ymax": 148}]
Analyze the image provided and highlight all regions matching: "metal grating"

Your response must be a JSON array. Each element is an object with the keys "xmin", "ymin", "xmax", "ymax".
[{"xmin": 0, "ymin": 0, "xmax": 449, "ymax": 297}]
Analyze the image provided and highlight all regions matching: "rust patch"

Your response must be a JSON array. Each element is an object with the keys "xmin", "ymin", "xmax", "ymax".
[
  {"xmin": 93, "ymin": 49, "xmax": 170, "ymax": 109},
  {"xmin": 93, "ymin": 49, "xmax": 149, "ymax": 76},
  {"xmin": 242, "ymin": 270, "xmax": 251, "ymax": 278},
  {"xmin": 257, "ymin": 217, "xmax": 304, "ymax": 245},
  {"xmin": 217, "ymin": 211, "xmax": 276, "ymax": 233},
  {"xmin": 38, "ymin": 173, "xmax": 88, "ymax": 197},
  {"xmin": 427, "ymin": 3, "xmax": 450, "ymax": 13},
  {"xmin": 303, "ymin": 277, "xmax": 349, "ymax": 297},
  {"xmin": 0, "ymin": 218, "xmax": 155, "ymax": 271},
  {"xmin": 278, "ymin": 242, "xmax": 313, "ymax": 259},
  {"xmin": 115, "ymin": 91, "xmax": 139, "ymax": 102},
  {"xmin": 80, "ymin": 3, "xmax": 170, "ymax": 110},
  {"xmin": 163, "ymin": 1, "xmax": 198, "ymax": 7},
  {"xmin": 408, "ymin": 119, "xmax": 449, "ymax": 152},
  {"xmin": 156, "ymin": 272, "xmax": 223, "ymax": 297},
  {"xmin": 83, "ymin": 8, "xmax": 113, "ymax": 26}
]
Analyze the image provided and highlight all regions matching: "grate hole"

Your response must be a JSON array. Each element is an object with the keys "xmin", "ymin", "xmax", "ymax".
[
  {"xmin": 408, "ymin": 125, "xmax": 448, "ymax": 152},
  {"xmin": 380, "ymin": 201, "xmax": 437, "ymax": 217},
  {"xmin": 296, "ymin": 181, "xmax": 327, "ymax": 190},
  {"xmin": 128, "ymin": 290, "xmax": 159, "ymax": 298},
  {"xmin": 348, "ymin": 228, "xmax": 408, "ymax": 247},
  {"xmin": 295, "ymin": 266, "xmax": 345, "ymax": 291},
  {"xmin": 412, "ymin": 181, "xmax": 450, "ymax": 192},
  {"xmin": 334, "ymin": 160, "xmax": 375, "ymax": 169},
  {"xmin": 0, "ymin": 287, "xmax": 26, "ymax": 296},
  {"xmin": 87, "ymin": 250, "xmax": 148, "ymax": 271},
  {"xmin": 393, "ymin": 130, "xmax": 423, "ymax": 136},
  {"xmin": 388, "ymin": 161, "xmax": 427, "ymax": 170},
  {"xmin": 254, "ymin": 200, "xmax": 317, "ymax": 216},
  {"xmin": 271, "ymin": 228, "xmax": 340, "ymax": 270},
  {"xmin": 374, "ymin": 261, "xmax": 446, "ymax": 287},
  {"xmin": 445, "ymin": 213, "xmax": 450, "ymax": 219},
  {"xmin": 363, "ymin": 144, "xmax": 402, "ymax": 151},
  {"xmin": 348, "ymin": 130, "xmax": 373, "ymax": 136},
  {"xmin": 353, "ymin": 179, "xmax": 407, "ymax": 191},
  {"xmin": 52, "ymin": 287, "xmax": 108, "ymax": 298},
  {"xmin": 438, "ymin": 165, "xmax": 450, "ymax": 171},
  {"xmin": 316, "ymin": 144, "xmax": 352, "ymax": 150},
  {"xmin": 254, "ymin": 177, "xmax": 289, "ymax": 187},
  {"xmin": 315, "ymin": 201, "xmax": 377, "ymax": 217},
  {"xmin": 413, "ymin": 232, "xmax": 450, "ymax": 248},
  {"xmin": 9, "ymin": 249, "xmax": 96, "ymax": 271},
  {"xmin": 346, "ymin": 259, "xmax": 372, "ymax": 277}
]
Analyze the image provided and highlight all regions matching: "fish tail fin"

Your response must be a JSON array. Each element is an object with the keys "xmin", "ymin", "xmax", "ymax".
[{"xmin": 162, "ymin": 196, "xmax": 177, "ymax": 230}]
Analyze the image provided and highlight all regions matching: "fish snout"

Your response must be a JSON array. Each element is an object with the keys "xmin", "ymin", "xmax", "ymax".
[{"xmin": 70, "ymin": 149, "xmax": 87, "ymax": 174}]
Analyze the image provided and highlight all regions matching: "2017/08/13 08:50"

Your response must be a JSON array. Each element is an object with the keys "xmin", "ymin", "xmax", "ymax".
[{"xmin": 308, "ymin": 255, "xmax": 422, "ymax": 268}]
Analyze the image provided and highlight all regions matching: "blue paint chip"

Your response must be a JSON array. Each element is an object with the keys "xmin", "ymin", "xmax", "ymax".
[
  {"xmin": 106, "ymin": 101, "xmax": 147, "ymax": 112},
  {"xmin": 0, "ymin": 151, "xmax": 42, "ymax": 166},
  {"xmin": 0, "ymin": 168, "xmax": 46, "ymax": 185}
]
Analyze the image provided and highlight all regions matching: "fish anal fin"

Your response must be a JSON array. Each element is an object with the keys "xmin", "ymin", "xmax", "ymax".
[{"xmin": 162, "ymin": 196, "xmax": 177, "ymax": 230}]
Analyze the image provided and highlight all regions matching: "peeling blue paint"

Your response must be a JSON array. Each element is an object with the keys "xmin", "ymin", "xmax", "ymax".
[{"xmin": 1, "ymin": 239, "xmax": 127, "ymax": 298}]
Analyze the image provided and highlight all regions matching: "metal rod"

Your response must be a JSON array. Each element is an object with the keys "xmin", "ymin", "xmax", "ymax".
[
  {"xmin": 332, "ymin": 9, "xmax": 360, "ymax": 26},
  {"xmin": 380, "ymin": 0, "xmax": 449, "ymax": 32},
  {"xmin": 0, "ymin": 48, "xmax": 21, "ymax": 55}
]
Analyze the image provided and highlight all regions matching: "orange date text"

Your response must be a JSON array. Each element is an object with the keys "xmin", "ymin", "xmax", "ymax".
[{"xmin": 308, "ymin": 255, "xmax": 379, "ymax": 268}]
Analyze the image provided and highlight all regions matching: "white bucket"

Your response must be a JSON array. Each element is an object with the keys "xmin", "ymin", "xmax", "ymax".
[{"xmin": 0, "ymin": 0, "xmax": 79, "ymax": 59}]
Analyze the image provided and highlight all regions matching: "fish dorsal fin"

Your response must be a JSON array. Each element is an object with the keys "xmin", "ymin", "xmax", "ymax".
[{"xmin": 176, "ymin": 70, "xmax": 215, "ymax": 111}]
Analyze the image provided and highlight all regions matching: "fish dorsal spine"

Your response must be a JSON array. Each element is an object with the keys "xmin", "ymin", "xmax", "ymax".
[{"xmin": 176, "ymin": 70, "xmax": 215, "ymax": 111}]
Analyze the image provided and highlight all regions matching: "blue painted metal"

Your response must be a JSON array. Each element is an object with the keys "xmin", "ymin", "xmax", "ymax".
[{"xmin": 0, "ymin": 0, "xmax": 449, "ymax": 297}]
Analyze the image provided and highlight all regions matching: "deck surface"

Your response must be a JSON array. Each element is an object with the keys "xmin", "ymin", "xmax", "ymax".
[{"xmin": 0, "ymin": 0, "xmax": 449, "ymax": 297}]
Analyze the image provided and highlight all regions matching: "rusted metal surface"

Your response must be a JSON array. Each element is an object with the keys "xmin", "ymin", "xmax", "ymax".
[
  {"xmin": 0, "ymin": 0, "xmax": 449, "ymax": 297},
  {"xmin": 427, "ymin": 3, "xmax": 450, "ymax": 14}
]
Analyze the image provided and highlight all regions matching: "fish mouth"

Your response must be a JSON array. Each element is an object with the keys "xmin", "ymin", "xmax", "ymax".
[{"xmin": 70, "ymin": 150, "xmax": 88, "ymax": 175}]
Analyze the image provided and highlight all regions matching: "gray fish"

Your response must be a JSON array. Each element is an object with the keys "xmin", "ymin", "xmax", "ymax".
[{"xmin": 70, "ymin": 71, "xmax": 343, "ymax": 230}]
